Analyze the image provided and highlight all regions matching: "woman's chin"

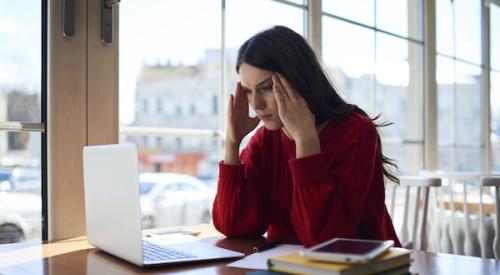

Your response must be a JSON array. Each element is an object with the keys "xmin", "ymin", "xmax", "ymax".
[{"xmin": 263, "ymin": 121, "xmax": 283, "ymax": 131}]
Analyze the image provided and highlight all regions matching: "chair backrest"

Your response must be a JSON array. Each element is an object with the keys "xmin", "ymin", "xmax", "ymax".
[
  {"xmin": 419, "ymin": 171, "xmax": 499, "ymax": 259},
  {"xmin": 480, "ymin": 176, "xmax": 500, "ymax": 259},
  {"xmin": 386, "ymin": 176, "xmax": 441, "ymax": 251}
]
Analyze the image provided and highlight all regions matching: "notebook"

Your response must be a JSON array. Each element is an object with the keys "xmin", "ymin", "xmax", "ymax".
[
  {"xmin": 82, "ymin": 143, "xmax": 244, "ymax": 266},
  {"xmin": 267, "ymin": 247, "xmax": 411, "ymax": 275}
]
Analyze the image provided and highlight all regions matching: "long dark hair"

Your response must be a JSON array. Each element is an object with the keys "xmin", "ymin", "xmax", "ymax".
[{"xmin": 236, "ymin": 25, "xmax": 399, "ymax": 184}]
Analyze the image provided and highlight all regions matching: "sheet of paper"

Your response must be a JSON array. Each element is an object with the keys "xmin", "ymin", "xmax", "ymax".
[{"xmin": 227, "ymin": 244, "xmax": 304, "ymax": 270}]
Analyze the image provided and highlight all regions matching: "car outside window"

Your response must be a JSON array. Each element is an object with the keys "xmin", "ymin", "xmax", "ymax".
[{"xmin": 139, "ymin": 182, "xmax": 155, "ymax": 195}]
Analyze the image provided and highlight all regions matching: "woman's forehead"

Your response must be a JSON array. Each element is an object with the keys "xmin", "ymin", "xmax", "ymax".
[{"xmin": 239, "ymin": 63, "xmax": 273, "ymax": 89}]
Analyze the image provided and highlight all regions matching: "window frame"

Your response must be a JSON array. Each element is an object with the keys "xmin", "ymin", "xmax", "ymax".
[
  {"xmin": 321, "ymin": 0, "xmax": 426, "ymax": 174},
  {"xmin": 42, "ymin": 0, "xmax": 499, "ymax": 240}
]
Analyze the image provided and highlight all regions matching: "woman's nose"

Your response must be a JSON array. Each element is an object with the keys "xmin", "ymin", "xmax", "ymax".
[{"xmin": 250, "ymin": 94, "xmax": 265, "ymax": 110}]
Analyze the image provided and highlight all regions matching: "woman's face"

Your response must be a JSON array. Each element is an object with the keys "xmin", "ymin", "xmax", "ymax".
[{"xmin": 239, "ymin": 63, "xmax": 283, "ymax": 130}]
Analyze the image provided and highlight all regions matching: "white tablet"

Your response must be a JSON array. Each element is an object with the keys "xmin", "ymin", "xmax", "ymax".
[{"xmin": 299, "ymin": 238, "xmax": 394, "ymax": 264}]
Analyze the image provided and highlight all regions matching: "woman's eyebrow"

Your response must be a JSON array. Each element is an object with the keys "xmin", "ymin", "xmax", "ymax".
[
  {"xmin": 240, "ymin": 76, "xmax": 273, "ymax": 91},
  {"xmin": 256, "ymin": 76, "xmax": 273, "ymax": 87}
]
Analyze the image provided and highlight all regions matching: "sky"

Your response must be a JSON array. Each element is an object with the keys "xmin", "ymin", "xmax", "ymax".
[
  {"xmin": 0, "ymin": 1, "xmax": 41, "ymax": 93},
  {"xmin": 0, "ymin": 0, "xmax": 498, "ymax": 125}
]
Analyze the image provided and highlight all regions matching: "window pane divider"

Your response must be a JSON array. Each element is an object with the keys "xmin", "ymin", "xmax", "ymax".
[
  {"xmin": 382, "ymin": 138, "xmax": 424, "ymax": 145},
  {"xmin": 436, "ymin": 52, "xmax": 484, "ymax": 68},
  {"xmin": 120, "ymin": 126, "xmax": 223, "ymax": 139},
  {"xmin": 0, "ymin": 122, "xmax": 45, "ymax": 132},
  {"xmin": 437, "ymin": 142, "xmax": 485, "ymax": 148},
  {"xmin": 270, "ymin": 0, "xmax": 307, "ymax": 10},
  {"xmin": 489, "ymin": 0, "xmax": 500, "ymax": 8},
  {"xmin": 482, "ymin": 0, "xmax": 492, "ymax": 172},
  {"xmin": 321, "ymin": 11, "xmax": 424, "ymax": 45}
]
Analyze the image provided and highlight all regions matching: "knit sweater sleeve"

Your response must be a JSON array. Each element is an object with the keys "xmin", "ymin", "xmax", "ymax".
[
  {"xmin": 289, "ymin": 118, "xmax": 380, "ymax": 247},
  {"xmin": 212, "ymin": 128, "xmax": 270, "ymax": 238}
]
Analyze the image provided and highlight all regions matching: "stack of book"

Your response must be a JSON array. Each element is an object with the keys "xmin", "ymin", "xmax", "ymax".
[{"xmin": 267, "ymin": 247, "xmax": 412, "ymax": 275}]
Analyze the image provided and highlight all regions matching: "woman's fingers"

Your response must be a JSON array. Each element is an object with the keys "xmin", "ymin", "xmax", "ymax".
[
  {"xmin": 234, "ymin": 82, "xmax": 244, "ymax": 104},
  {"xmin": 233, "ymin": 82, "xmax": 249, "ymax": 114},
  {"xmin": 275, "ymin": 74, "xmax": 297, "ymax": 100},
  {"xmin": 272, "ymin": 75, "xmax": 286, "ymax": 112},
  {"xmin": 228, "ymin": 94, "xmax": 234, "ymax": 116},
  {"xmin": 273, "ymin": 74, "xmax": 289, "ymax": 102}
]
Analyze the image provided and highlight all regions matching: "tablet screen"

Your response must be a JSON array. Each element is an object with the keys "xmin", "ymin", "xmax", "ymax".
[{"xmin": 314, "ymin": 239, "xmax": 384, "ymax": 255}]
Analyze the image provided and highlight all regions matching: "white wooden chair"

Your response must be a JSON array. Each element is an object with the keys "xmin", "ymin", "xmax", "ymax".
[
  {"xmin": 387, "ymin": 176, "xmax": 441, "ymax": 251},
  {"xmin": 426, "ymin": 172, "xmax": 483, "ymax": 256},
  {"xmin": 420, "ymin": 171, "xmax": 499, "ymax": 258},
  {"xmin": 479, "ymin": 176, "xmax": 500, "ymax": 259}
]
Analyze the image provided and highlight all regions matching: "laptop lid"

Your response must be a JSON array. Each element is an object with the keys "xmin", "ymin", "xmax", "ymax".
[{"xmin": 83, "ymin": 143, "xmax": 143, "ymax": 266}]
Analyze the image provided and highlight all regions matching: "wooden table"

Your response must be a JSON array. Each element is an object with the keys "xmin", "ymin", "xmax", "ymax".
[{"xmin": 1, "ymin": 226, "xmax": 500, "ymax": 274}]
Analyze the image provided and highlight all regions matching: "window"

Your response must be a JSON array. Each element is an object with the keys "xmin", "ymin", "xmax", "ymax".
[
  {"xmin": 119, "ymin": 0, "xmax": 306, "ymax": 230},
  {"xmin": 0, "ymin": 0, "xmax": 45, "ymax": 243},
  {"xmin": 322, "ymin": 0, "xmax": 424, "ymax": 174},
  {"xmin": 226, "ymin": 0, "xmax": 306, "ymax": 148},
  {"xmin": 491, "ymin": 3, "xmax": 500, "ymax": 172},
  {"xmin": 323, "ymin": 0, "xmax": 374, "ymax": 27},
  {"xmin": 7, "ymin": 0, "xmax": 493, "ymax": 242},
  {"xmin": 436, "ymin": 0, "xmax": 483, "ymax": 171}
]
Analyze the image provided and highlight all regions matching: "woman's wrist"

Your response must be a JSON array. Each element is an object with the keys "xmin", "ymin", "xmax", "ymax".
[
  {"xmin": 224, "ymin": 139, "xmax": 241, "ymax": 165},
  {"xmin": 295, "ymin": 133, "xmax": 320, "ymax": 158}
]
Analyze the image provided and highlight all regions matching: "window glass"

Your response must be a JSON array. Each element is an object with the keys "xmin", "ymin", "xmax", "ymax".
[
  {"xmin": 455, "ymin": 147, "xmax": 482, "ymax": 172},
  {"xmin": 436, "ymin": 0, "xmax": 454, "ymax": 57},
  {"xmin": 438, "ymin": 146, "xmax": 454, "ymax": 171},
  {"xmin": 0, "ymin": 133, "xmax": 42, "ymax": 243},
  {"xmin": 122, "ymin": 134, "xmax": 218, "ymax": 228},
  {"xmin": 491, "ymin": 71, "xmax": 500, "ymax": 172},
  {"xmin": 383, "ymin": 143, "xmax": 422, "ymax": 175},
  {"xmin": 376, "ymin": 0, "xmax": 423, "ymax": 41},
  {"xmin": 120, "ymin": 0, "xmax": 221, "ymax": 230},
  {"xmin": 492, "ymin": 4, "xmax": 500, "ymax": 70},
  {"xmin": 322, "ymin": 16, "xmax": 375, "ymax": 115},
  {"xmin": 455, "ymin": 62, "xmax": 481, "ymax": 145},
  {"xmin": 0, "ymin": 1, "xmax": 42, "ymax": 244},
  {"xmin": 437, "ymin": 0, "xmax": 480, "ymax": 64},
  {"xmin": 322, "ymin": 0, "xmax": 374, "ymax": 27},
  {"xmin": 0, "ymin": 2, "xmax": 41, "ymax": 122},
  {"xmin": 120, "ymin": 0, "xmax": 221, "ymax": 129},
  {"xmin": 375, "ymin": 33, "xmax": 423, "ymax": 142},
  {"xmin": 437, "ymin": 56, "xmax": 482, "ymax": 171},
  {"xmin": 455, "ymin": 0, "xmax": 481, "ymax": 64},
  {"xmin": 437, "ymin": 56, "xmax": 455, "ymax": 145}
]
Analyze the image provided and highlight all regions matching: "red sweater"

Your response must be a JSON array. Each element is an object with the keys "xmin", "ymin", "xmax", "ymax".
[{"xmin": 212, "ymin": 113, "xmax": 401, "ymax": 247}]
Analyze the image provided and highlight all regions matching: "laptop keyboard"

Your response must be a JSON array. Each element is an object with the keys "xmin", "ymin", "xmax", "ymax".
[{"xmin": 142, "ymin": 241, "xmax": 197, "ymax": 261}]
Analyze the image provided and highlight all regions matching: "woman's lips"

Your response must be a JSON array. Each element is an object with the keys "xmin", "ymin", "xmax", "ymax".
[{"xmin": 260, "ymin": 114, "xmax": 272, "ymax": 121}]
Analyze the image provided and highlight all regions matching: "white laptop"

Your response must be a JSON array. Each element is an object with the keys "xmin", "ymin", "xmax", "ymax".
[{"xmin": 82, "ymin": 143, "xmax": 244, "ymax": 266}]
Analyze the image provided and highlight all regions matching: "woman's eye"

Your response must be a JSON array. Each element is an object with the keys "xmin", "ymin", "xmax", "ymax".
[{"xmin": 262, "ymin": 85, "xmax": 273, "ymax": 91}]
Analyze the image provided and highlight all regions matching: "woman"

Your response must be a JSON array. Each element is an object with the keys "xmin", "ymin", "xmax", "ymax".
[{"xmin": 212, "ymin": 25, "xmax": 401, "ymax": 247}]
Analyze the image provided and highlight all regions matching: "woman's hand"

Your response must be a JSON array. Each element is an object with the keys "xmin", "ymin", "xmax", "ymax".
[
  {"xmin": 273, "ymin": 74, "xmax": 320, "ymax": 158},
  {"xmin": 226, "ymin": 82, "xmax": 260, "ymax": 145},
  {"xmin": 272, "ymin": 74, "xmax": 316, "ymax": 141}
]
